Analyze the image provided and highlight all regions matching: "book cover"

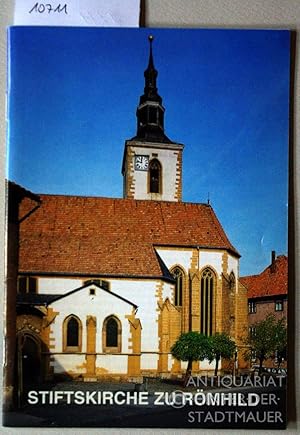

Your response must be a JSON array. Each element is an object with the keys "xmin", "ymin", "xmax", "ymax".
[{"xmin": 3, "ymin": 26, "xmax": 289, "ymax": 429}]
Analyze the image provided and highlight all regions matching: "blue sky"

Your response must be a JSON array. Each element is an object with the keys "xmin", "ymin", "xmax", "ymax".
[{"xmin": 7, "ymin": 27, "xmax": 290, "ymax": 276}]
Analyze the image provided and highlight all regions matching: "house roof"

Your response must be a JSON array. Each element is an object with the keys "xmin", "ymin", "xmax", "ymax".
[
  {"xmin": 17, "ymin": 293, "xmax": 61, "ymax": 306},
  {"xmin": 18, "ymin": 193, "xmax": 239, "ymax": 278},
  {"xmin": 240, "ymin": 255, "xmax": 287, "ymax": 299}
]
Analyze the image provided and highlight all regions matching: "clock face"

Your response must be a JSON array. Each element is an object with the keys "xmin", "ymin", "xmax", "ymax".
[{"xmin": 135, "ymin": 155, "xmax": 149, "ymax": 171}]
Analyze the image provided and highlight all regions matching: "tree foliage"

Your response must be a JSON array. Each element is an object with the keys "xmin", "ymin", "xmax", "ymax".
[
  {"xmin": 171, "ymin": 331, "xmax": 237, "ymax": 380},
  {"xmin": 171, "ymin": 332, "xmax": 211, "ymax": 362},
  {"xmin": 209, "ymin": 333, "xmax": 236, "ymax": 376},
  {"xmin": 244, "ymin": 314, "xmax": 287, "ymax": 373},
  {"xmin": 171, "ymin": 332, "xmax": 211, "ymax": 383}
]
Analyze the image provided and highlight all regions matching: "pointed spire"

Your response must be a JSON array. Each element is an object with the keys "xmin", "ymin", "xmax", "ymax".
[
  {"xmin": 133, "ymin": 35, "xmax": 172, "ymax": 143},
  {"xmin": 141, "ymin": 35, "xmax": 161, "ymax": 104},
  {"xmin": 147, "ymin": 35, "xmax": 155, "ymax": 70}
]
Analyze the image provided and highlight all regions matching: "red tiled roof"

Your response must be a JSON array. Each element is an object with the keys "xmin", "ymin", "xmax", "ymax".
[
  {"xmin": 18, "ymin": 194, "xmax": 239, "ymax": 277},
  {"xmin": 240, "ymin": 255, "xmax": 287, "ymax": 298}
]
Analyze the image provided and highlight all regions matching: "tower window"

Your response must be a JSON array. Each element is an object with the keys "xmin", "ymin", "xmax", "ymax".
[
  {"xmin": 200, "ymin": 268, "xmax": 214, "ymax": 335},
  {"xmin": 149, "ymin": 107, "xmax": 157, "ymax": 124},
  {"xmin": 158, "ymin": 108, "xmax": 164, "ymax": 127},
  {"xmin": 139, "ymin": 107, "xmax": 147, "ymax": 126},
  {"xmin": 63, "ymin": 315, "xmax": 82, "ymax": 352},
  {"xmin": 172, "ymin": 266, "xmax": 184, "ymax": 306},
  {"xmin": 102, "ymin": 315, "xmax": 122, "ymax": 353},
  {"xmin": 149, "ymin": 159, "xmax": 161, "ymax": 194}
]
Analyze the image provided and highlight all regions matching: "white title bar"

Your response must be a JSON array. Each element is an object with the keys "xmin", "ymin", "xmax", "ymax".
[{"xmin": 14, "ymin": 0, "xmax": 141, "ymax": 27}]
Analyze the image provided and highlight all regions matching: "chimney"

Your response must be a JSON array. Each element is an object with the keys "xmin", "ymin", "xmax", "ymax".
[{"xmin": 271, "ymin": 250, "xmax": 276, "ymax": 272}]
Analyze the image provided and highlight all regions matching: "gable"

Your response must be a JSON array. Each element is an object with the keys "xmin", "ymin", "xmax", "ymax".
[{"xmin": 50, "ymin": 282, "xmax": 137, "ymax": 309}]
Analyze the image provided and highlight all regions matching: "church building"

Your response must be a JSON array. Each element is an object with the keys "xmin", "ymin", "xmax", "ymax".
[{"xmin": 8, "ymin": 36, "xmax": 248, "ymax": 391}]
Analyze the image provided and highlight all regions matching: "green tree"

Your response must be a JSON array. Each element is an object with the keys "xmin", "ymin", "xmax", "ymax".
[
  {"xmin": 245, "ymin": 314, "xmax": 287, "ymax": 374},
  {"xmin": 209, "ymin": 333, "xmax": 236, "ymax": 376},
  {"xmin": 171, "ymin": 332, "xmax": 211, "ymax": 384}
]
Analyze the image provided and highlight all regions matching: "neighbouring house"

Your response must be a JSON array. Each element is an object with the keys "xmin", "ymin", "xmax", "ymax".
[{"xmin": 240, "ymin": 252, "xmax": 288, "ymax": 369}]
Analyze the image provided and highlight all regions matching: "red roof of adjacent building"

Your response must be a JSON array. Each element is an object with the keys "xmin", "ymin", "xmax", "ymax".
[
  {"xmin": 240, "ymin": 255, "xmax": 287, "ymax": 299},
  {"xmin": 18, "ymin": 193, "xmax": 239, "ymax": 278}
]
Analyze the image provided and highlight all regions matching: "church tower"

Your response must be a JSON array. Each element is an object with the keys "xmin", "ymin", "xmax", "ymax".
[{"xmin": 122, "ymin": 36, "xmax": 184, "ymax": 202}]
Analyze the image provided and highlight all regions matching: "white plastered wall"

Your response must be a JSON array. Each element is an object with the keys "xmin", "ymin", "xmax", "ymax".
[
  {"xmin": 38, "ymin": 277, "xmax": 82, "ymax": 294},
  {"xmin": 49, "ymin": 285, "xmax": 133, "ymax": 374},
  {"xmin": 199, "ymin": 251, "xmax": 223, "ymax": 275},
  {"xmin": 156, "ymin": 247, "xmax": 230, "ymax": 278},
  {"xmin": 155, "ymin": 248, "xmax": 192, "ymax": 273}
]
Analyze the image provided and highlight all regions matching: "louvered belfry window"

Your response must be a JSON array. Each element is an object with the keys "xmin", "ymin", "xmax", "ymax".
[{"xmin": 149, "ymin": 159, "xmax": 161, "ymax": 193}]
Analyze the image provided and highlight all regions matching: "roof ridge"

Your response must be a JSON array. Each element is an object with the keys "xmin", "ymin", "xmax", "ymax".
[
  {"xmin": 240, "ymin": 274, "xmax": 259, "ymax": 279},
  {"xmin": 37, "ymin": 192, "xmax": 212, "ymax": 207}
]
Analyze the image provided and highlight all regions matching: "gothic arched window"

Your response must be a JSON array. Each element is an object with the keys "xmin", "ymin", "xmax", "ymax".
[
  {"xmin": 106, "ymin": 317, "xmax": 118, "ymax": 347},
  {"xmin": 200, "ymin": 268, "xmax": 214, "ymax": 336},
  {"xmin": 171, "ymin": 266, "xmax": 184, "ymax": 307},
  {"xmin": 63, "ymin": 315, "xmax": 82, "ymax": 352},
  {"xmin": 102, "ymin": 316, "xmax": 122, "ymax": 353},
  {"xmin": 149, "ymin": 159, "xmax": 162, "ymax": 194}
]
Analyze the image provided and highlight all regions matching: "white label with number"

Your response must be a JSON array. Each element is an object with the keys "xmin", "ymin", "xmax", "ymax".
[{"xmin": 14, "ymin": 0, "xmax": 140, "ymax": 27}]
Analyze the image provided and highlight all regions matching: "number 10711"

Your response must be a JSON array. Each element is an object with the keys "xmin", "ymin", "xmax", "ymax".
[{"xmin": 29, "ymin": 3, "xmax": 68, "ymax": 14}]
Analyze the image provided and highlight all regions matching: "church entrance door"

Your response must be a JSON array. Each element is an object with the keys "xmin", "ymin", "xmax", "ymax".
[{"xmin": 17, "ymin": 332, "xmax": 41, "ymax": 406}]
